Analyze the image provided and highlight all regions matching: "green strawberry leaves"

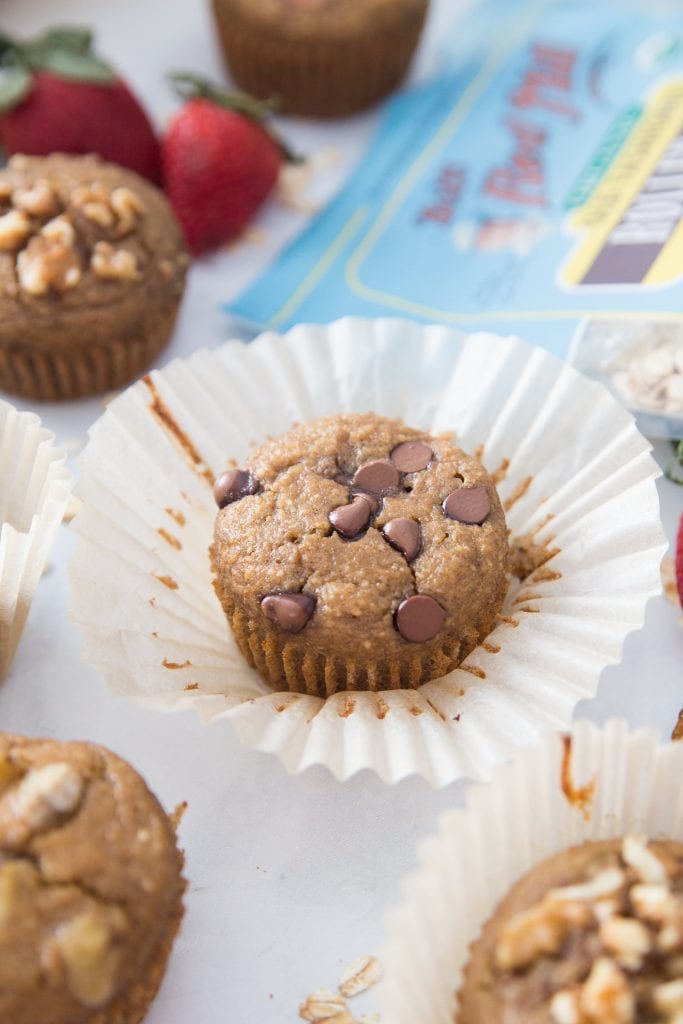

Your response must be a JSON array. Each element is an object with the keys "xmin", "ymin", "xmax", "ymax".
[
  {"xmin": 0, "ymin": 59, "xmax": 33, "ymax": 114},
  {"xmin": 0, "ymin": 25, "xmax": 116, "ymax": 114},
  {"xmin": 24, "ymin": 27, "xmax": 115, "ymax": 83},
  {"xmin": 169, "ymin": 72, "xmax": 302, "ymax": 163},
  {"xmin": 665, "ymin": 439, "xmax": 683, "ymax": 485}
]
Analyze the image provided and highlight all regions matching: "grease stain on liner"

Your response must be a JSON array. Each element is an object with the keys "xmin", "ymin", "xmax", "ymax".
[{"xmin": 560, "ymin": 734, "xmax": 596, "ymax": 820}]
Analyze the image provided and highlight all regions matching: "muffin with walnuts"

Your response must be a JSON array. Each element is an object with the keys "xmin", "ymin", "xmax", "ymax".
[
  {"xmin": 211, "ymin": 412, "xmax": 508, "ymax": 696},
  {"xmin": 0, "ymin": 731, "xmax": 185, "ymax": 1024},
  {"xmin": 0, "ymin": 153, "xmax": 188, "ymax": 401},
  {"xmin": 458, "ymin": 834, "xmax": 683, "ymax": 1023}
]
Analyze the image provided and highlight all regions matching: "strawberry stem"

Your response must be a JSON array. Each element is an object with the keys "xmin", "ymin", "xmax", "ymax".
[
  {"xmin": 169, "ymin": 71, "xmax": 302, "ymax": 164},
  {"xmin": 0, "ymin": 24, "xmax": 115, "ymax": 112}
]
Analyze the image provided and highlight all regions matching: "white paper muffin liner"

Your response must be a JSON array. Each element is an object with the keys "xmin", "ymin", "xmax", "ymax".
[
  {"xmin": 0, "ymin": 399, "xmax": 72, "ymax": 677},
  {"xmin": 67, "ymin": 318, "xmax": 665, "ymax": 785},
  {"xmin": 378, "ymin": 718, "xmax": 683, "ymax": 1024}
]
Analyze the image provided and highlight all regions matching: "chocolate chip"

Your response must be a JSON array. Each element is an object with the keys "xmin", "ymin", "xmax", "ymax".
[
  {"xmin": 329, "ymin": 495, "xmax": 372, "ymax": 539},
  {"xmin": 213, "ymin": 468, "xmax": 259, "ymax": 508},
  {"xmin": 261, "ymin": 592, "xmax": 316, "ymax": 633},
  {"xmin": 352, "ymin": 460, "xmax": 400, "ymax": 496},
  {"xmin": 333, "ymin": 472, "xmax": 352, "ymax": 486},
  {"xmin": 351, "ymin": 489, "xmax": 379, "ymax": 515},
  {"xmin": 395, "ymin": 594, "xmax": 445, "ymax": 642},
  {"xmin": 390, "ymin": 441, "xmax": 433, "ymax": 473},
  {"xmin": 383, "ymin": 518, "xmax": 421, "ymax": 562},
  {"xmin": 443, "ymin": 485, "xmax": 490, "ymax": 524}
]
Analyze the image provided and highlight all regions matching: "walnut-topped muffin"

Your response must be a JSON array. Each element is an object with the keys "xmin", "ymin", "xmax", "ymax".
[
  {"xmin": 211, "ymin": 412, "xmax": 508, "ymax": 695},
  {"xmin": 0, "ymin": 154, "xmax": 188, "ymax": 400},
  {"xmin": 0, "ymin": 732, "xmax": 185, "ymax": 1024},
  {"xmin": 458, "ymin": 835, "xmax": 683, "ymax": 1024}
]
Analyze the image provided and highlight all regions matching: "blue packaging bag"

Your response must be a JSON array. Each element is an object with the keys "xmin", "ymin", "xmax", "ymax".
[{"xmin": 229, "ymin": 0, "xmax": 683, "ymax": 358}]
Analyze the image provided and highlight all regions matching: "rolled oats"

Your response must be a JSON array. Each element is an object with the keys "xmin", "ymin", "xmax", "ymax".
[
  {"xmin": 338, "ymin": 956, "xmax": 383, "ymax": 998},
  {"xmin": 609, "ymin": 336, "xmax": 683, "ymax": 417},
  {"xmin": 299, "ymin": 989, "xmax": 350, "ymax": 1021}
]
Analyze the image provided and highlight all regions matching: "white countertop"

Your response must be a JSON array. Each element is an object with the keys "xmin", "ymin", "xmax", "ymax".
[{"xmin": 0, "ymin": 1, "xmax": 681, "ymax": 1021}]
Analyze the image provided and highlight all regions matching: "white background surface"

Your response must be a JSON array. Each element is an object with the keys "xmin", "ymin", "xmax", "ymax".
[{"xmin": 0, "ymin": 2, "xmax": 681, "ymax": 1022}]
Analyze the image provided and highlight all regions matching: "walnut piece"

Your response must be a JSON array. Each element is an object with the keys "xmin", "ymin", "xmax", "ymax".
[
  {"xmin": 17, "ymin": 236, "xmax": 82, "ymax": 296},
  {"xmin": 41, "ymin": 214, "xmax": 76, "ymax": 248},
  {"xmin": 0, "ymin": 209, "xmax": 31, "ymax": 251},
  {"xmin": 70, "ymin": 183, "xmax": 115, "ymax": 229},
  {"xmin": 622, "ymin": 836, "xmax": 669, "ymax": 885},
  {"xmin": 55, "ymin": 906, "xmax": 126, "ymax": 1008},
  {"xmin": 0, "ymin": 761, "xmax": 84, "ymax": 849},
  {"xmin": 599, "ymin": 915, "xmax": 652, "ymax": 970},
  {"xmin": 71, "ymin": 182, "xmax": 144, "ymax": 237},
  {"xmin": 580, "ymin": 958, "xmax": 634, "ymax": 1023},
  {"xmin": 631, "ymin": 883, "xmax": 675, "ymax": 924},
  {"xmin": 91, "ymin": 241, "xmax": 138, "ymax": 281},
  {"xmin": 110, "ymin": 187, "xmax": 144, "ymax": 235},
  {"xmin": 12, "ymin": 180, "xmax": 59, "ymax": 219},
  {"xmin": 654, "ymin": 978, "xmax": 683, "ymax": 1019},
  {"xmin": 494, "ymin": 898, "xmax": 593, "ymax": 971}
]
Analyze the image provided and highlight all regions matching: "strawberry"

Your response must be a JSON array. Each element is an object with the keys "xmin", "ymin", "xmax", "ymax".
[
  {"xmin": 676, "ymin": 512, "xmax": 683, "ymax": 607},
  {"xmin": 0, "ymin": 27, "xmax": 160, "ymax": 182},
  {"xmin": 162, "ymin": 74, "xmax": 299, "ymax": 255}
]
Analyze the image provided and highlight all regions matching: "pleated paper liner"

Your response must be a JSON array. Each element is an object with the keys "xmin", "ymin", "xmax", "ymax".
[
  {"xmin": 68, "ymin": 319, "xmax": 665, "ymax": 785},
  {"xmin": 0, "ymin": 399, "xmax": 72, "ymax": 677},
  {"xmin": 378, "ymin": 718, "xmax": 683, "ymax": 1024}
]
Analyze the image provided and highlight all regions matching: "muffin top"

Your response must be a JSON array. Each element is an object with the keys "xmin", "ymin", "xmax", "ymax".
[
  {"xmin": 212, "ymin": 412, "xmax": 508, "ymax": 675},
  {"xmin": 459, "ymin": 836, "xmax": 683, "ymax": 1024},
  {"xmin": 0, "ymin": 733, "xmax": 183, "ymax": 1024},
  {"xmin": 0, "ymin": 153, "xmax": 188, "ymax": 349},
  {"xmin": 219, "ymin": 0, "xmax": 429, "ymax": 40}
]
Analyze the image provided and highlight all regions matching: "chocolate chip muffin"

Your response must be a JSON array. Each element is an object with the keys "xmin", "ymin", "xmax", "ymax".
[
  {"xmin": 458, "ymin": 835, "xmax": 683, "ymax": 1024},
  {"xmin": 211, "ymin": 0, "xmax": 429, "ymax": 118},
  {"xmin": 211, "ymin": 412, "xmax": 508, "ymax": 695},
  {"xmin": 0, "ymin": 732, "xmax": 185, "ymax": 1024},
  {"xmin": 0, "ymin": 154, "xmax": 188, "ymax": 401}
]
